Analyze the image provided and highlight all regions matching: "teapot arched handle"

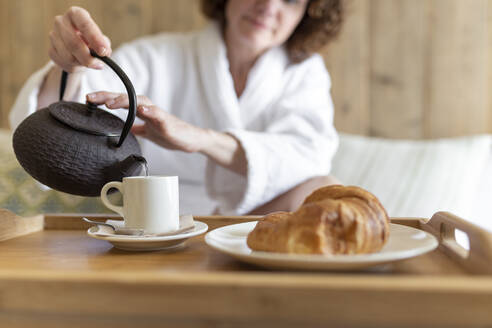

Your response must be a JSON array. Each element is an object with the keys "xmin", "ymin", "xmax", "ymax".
[{"xmin": 59, "ymin": 49, "xmax": 137, "ymax": 148}]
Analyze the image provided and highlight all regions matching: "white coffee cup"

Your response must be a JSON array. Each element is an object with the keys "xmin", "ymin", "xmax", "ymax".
[{"xmin": 100, "ymin": 176, "xmax": 179, "ymax": 234}]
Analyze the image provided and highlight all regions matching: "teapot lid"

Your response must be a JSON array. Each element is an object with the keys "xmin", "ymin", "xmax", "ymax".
[
  {"xmin": 49, "ymin": 101, "xmax": 123, "ymax": 137},
  {"xmin": 55, "ymin": 50, "xmax": 137, "ymax": 147}
]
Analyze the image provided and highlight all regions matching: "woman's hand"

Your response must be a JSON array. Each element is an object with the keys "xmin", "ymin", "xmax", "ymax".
[
  {"xmin": 86, "ymin": 91, "xmax": 207, "ymax": 153},
  {"xmin": 87, "ymin": 91, "xmax": 247, "ymax": 175},
  {"xmin": 49, "ymin": 6, "xmax": 111, "ymax": 72}
]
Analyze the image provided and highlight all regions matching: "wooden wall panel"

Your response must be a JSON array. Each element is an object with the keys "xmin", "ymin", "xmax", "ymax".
[
  {"xmin": 369, "ymin": 0, "xmax": 428, "ymax": 138},
  {"xmin": 323, "ymin": 0, "xmax": 370, "ymax": 135},
  {"xmin": 0, "ymin": 0, "xmax": 11, "ymax": 127},
  {"xmin": 151, "ymin": 0, "xmax": 206, "ymax": 33},
  {"xmin": 100, "ymin": 0, "xmax": 152, "ymax": 48},
  {"xmin": 489, "ymin": 0, "xmax": 492, "ymax": 132},
  {"xmin": 425, "ymin": 0, "xmax": 490, "ymax": 138},
  {"xmin": 5, "ymin": 0, "xmax": 47, "ymax": 128},
  {"xmin": 0, "ymin": 0, "xmax": 491, "ymax": 138}
]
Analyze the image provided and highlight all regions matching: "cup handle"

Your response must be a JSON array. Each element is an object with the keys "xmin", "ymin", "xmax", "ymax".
[{"xmin": 100, "ymin": 181, "xmax": 124, "ymax": 217}]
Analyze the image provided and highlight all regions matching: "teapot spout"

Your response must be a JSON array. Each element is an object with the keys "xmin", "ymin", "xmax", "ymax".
[{"xmin": 110, "ymin": 154, "xmax": 147, "ymax": 179}]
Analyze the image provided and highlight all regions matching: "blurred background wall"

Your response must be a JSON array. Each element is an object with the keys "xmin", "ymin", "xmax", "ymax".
[{"xmin": 0, "ymin": 0, "xmax": 490, "ymax": 138}]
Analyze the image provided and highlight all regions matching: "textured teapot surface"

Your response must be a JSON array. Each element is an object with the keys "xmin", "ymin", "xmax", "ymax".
[
  {"xmin": 49, "ymin": 101, "xmax": 125, "ymax": 137},
  {"xmin": 12, "ymin": 105, "xmax": 143, "ymax": 196},
  {"xmin": 12, "ymin": 51, "xmax": 143, "ymax": 197}
]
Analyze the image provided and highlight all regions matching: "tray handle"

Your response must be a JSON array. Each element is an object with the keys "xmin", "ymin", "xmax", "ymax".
[{"xmin": 422, "ymin": 211, "xmax": 492, "ymax": 274}]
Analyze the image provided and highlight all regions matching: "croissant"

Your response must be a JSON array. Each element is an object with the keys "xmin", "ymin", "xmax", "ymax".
[{"xmin": 246, "ymin": 185, "xmax": 390, "ymax": 255}]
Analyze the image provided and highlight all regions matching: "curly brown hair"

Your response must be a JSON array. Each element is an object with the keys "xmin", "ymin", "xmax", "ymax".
[{"xmin": 200, "ymin": 0, "xmax": 344, "ymax": 63}]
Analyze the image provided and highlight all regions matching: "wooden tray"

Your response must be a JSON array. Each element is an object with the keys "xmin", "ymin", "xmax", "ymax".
[{"xmin": 0, "ymin": 209, "xmax": 492, "ymax": 328}]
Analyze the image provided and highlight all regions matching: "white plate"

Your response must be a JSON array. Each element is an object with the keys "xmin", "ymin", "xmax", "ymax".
[
  {"xmin": 88, "ymin": 221, "xmax": 208, "ymax": 251},
  {"xmin": 205, "ymin": 221, "xmax": 438, "ymax": 271}
]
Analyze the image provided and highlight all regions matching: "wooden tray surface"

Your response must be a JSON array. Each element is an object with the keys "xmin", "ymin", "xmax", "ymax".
[{"xmin": 0, "ymin": 210, "xmax": 491, "ymax": 328}]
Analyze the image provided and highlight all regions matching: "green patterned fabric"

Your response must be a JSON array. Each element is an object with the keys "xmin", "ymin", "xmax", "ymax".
[{"xmin": 0, "ymin": 128, "xmax": 111, "ymax": 216}]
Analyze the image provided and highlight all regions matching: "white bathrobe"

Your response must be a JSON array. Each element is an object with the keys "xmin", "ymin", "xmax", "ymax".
[{"xmin": 9, "ymin": 23, "xmax": 338, "ymax": 215}]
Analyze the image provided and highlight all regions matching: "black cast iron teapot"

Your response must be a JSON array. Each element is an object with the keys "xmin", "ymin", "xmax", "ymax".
[{"xmin": 12, "ymin": 50, "xmax": 145, "ymax": 196}]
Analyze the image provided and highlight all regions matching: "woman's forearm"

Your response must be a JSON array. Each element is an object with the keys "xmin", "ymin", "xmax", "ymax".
[
  {"xmin": 76, "ymin": 90, "xmax": 248, "ymax": 176},
  {"xmin": 37, "ymin": 66, "xmax": 84, "ymax": 109},
  {"xmin": 199, "ymin": 129, "xmax": 247, "ymax": 176}
]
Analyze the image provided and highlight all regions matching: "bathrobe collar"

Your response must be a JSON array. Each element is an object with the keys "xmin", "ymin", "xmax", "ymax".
[{"xmin": 195, "ymin": 23, "xmax": 289, "ymax": 130}]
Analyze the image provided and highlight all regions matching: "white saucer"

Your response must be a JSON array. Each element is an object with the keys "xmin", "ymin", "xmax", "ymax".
[
  {"xmin": 205, "ymin": 221, "xmax": 438, "ymax": 271},
  {"xmin": 88, "ymin": 221, "xmax": 208, "ymax": 251}
]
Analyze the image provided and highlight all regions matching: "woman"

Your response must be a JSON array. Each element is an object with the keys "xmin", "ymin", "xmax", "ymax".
[{"xmin": 9, "ymin": 0, "xmax": 343, "ymax": 215}]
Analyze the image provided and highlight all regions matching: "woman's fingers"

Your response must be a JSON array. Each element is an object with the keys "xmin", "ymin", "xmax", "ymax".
[
  {"xmin": 48, "ymin": 6, "xmax": 111, "ymax": 72},
  {"xmin": 49, "ymin": 30, "xmax": 78, "ymax": 72},
  {"xmin": 107, "ymin": 95, "xmax": 154, "ymax": 109},
  {"xmin": 130, "ymin": 124, "xmax": 146, "ymax": 135},
  {"xmin": 66, "ymin": 6, "xmax": 111, "ymax": 57},
  {"xmin": 133, "ymin": 106, "xmax": 202, "ymax": 153},
  {"xmin": 58, "ymin": 15, "xmax": 94, "ymax": 68},
  {"xmin": 86, "ymin": 92, "xmax": 153, "ymax": 109},
  {"xmin": 86, "ymin": 91, "xmax": 121, "ymax": 104},
  {"xmin": 136, "ymin": 105, "xmax": 165, "ymax": 122}
]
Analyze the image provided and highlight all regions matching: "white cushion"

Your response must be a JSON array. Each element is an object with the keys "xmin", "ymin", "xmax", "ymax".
[{"xmin": 331, "ymin": 133, "xmax": 492, "ymax": 232}]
